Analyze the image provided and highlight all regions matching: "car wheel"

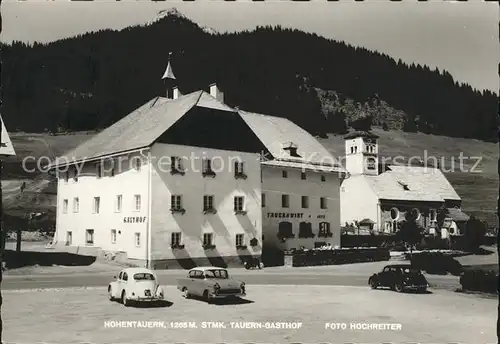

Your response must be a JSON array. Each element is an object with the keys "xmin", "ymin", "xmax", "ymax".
[
  {"xmin": 182, "ymin": 287, "xmax": 190, "ymax": 299},
  {"xmin": 203, "ymin": 290, "xmax": 212, "ymax": 304},
  {"xmin": 122, "ymin": 291, "xmax": 130, "ymax": 307},
  {"xmin": 108, "ymin": 287, "xmax": 115, "ymax": 301},
  {"xmin": 418, "ymin": 287, "xmax": 427, "ymax": 293},
  {"xmin": 369, "ymin": 278, "xmax": 378, "ymax": 289},
  {"xmin": 394, "ymin": 283, "xmax": 404, "ymax": 293}
]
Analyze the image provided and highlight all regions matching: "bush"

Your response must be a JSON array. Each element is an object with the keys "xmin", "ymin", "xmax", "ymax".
[
  {"xmin": 416, "ymin": 237, "xmax": 451, "ymax": 250},
  {"xmin": 289, "ymin": 248, "xmax": 390, "ymax": 267},
  {"xmin": 410, "ymin": 252, "xmax": 463, "ymax": 276},
  {"xmin": 464, "ymin": 216, "xmax": 487, "ymax": 251},
  {"xmin": 460, "ymin": 269, "xmax": 498, "ymax": 294}
]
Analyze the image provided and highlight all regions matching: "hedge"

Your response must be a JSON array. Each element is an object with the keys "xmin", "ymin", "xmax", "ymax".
[
  {"xmin": 288, "ymin": 248, "xmax": 390, "ymax": 267},
  {"xmin": 460, "ymin": 269, "xmax": 498, "ymax": 294},
  {"xmin": 409, "ymin": 252, "xmax": 463, "ymax": 276}
]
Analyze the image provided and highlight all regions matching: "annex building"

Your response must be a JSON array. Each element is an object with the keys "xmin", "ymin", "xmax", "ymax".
[
  {"xmin": 340, "ymin": 131, "xmax": 469, "ymax": 238},
  {"xmin": 49, "ymin": 60, "xmax": 345, "ymax": 269}
]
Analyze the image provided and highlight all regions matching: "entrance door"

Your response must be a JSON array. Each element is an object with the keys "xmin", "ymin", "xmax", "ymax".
[{"xmin": 114, "ymin": 229, "xmax": 125, "ymax": 253}]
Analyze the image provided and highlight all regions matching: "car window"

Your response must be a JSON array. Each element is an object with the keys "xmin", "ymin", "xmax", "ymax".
[
  {"xmin": 134, "ymin": 273, "xmax": 155, "ymax": 281},
  {"xmin": 383, "ymin": 267, "xmax": 389, "ymax": 272},
  {"xmin": 204, "ymin": 269, "xmax": 229, "ymax": 279},
  {"xmin": 189, "ymin": 270, "xmax": 203, "ymax": 279},
  {"xmin": 123, "ymin": 272, "xmax": 128, "ymax": 281},
  {"xmin": 118, "ymin": 272, "xmax": 123, "ymax": 280}
]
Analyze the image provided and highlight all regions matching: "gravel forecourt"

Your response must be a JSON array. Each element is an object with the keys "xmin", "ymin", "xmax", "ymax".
[{"xmin": 3, "ymin": 285, "xmax": 496, "ymax": 343}]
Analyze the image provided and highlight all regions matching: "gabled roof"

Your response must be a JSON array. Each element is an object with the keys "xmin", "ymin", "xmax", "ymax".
[
  {"xmin": 49, "ymin": 90, "xmax": 346, "ymax": 173},
  {"xmin": 238, "ymin": 110, "xmax": 345, "ymax": 172},
  {"xmin": 0, "ymin": 118, "xmax": 15, "ymax": 156},
  {"xmin": 364, "ymin": 165, "xmax": 460, "ymax": 202},
  {"xmin": 50, "ymin": 91, "xmax": 235, "ymax": 168}
]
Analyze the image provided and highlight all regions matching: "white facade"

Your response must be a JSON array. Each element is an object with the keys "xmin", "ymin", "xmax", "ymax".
[
  {"xmin": 148, "ymin": 143, "xmax": 262, "ymax": 268},
  {"xmin": 55, "ymin": 150, "xmax": 150, "ymax": 260},
  {"xmin": 340, "ymin": 175, "xmax": 380, "ymax": 230},
  {"xmin": 262, "ymin": 165, "xmax": 342, "ymax": 250}
]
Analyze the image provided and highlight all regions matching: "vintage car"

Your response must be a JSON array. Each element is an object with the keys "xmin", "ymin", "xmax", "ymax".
[
  {"xmin": 108, "ymin": 268, "xmax": 164, "ymax": 306},
  {"xmin": 177, "ymin": 267, "xmax": 246, "ymax": 303},
  {"xmin": 368, "ymin": 264, "xmax": 429, "ymax": 293}
]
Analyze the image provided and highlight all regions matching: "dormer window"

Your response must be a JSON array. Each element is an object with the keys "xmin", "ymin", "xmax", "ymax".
[
  {"xmin": 283, "ymin": 142, "xmax": 301, "ymax": 157},
  {"xmin": 398, "ymin": 181, "xmax": 410, "ymax": 191}
]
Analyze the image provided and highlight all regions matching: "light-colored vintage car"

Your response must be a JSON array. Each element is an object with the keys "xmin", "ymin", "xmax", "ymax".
[
  {"xmin": 177, "ymin": 267, "xmax": 246, "ymax": 303},
  {"xmin": 108, "ymin": 268, "xmax": 164, "ymax": 306}
]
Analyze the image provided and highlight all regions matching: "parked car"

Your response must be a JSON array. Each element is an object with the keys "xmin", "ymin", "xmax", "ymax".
[
  {"xmin": 244, "ymin": 257, "xmax": 263, "ymax": 270},
  {"xmin": 108, "ymin": 268, "xmax": 164, "ymax": 306},
  {"xmin": 177, "ymin": 267, "xmax": 246, "ymax": 303},
  {"xmin": 368, "ymin": 264, "xmax": 429, "ymax": 293}
]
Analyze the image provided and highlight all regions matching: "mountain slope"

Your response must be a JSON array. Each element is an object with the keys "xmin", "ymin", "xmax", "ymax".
[{"xmin": 0, "ymin": 9, "xmax": 497, "ymax": 142}]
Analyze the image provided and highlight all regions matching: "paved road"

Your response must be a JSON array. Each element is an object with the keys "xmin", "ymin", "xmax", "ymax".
[{"xmin": 2, "ymin": 269, "xmax": 460, "ymax": 290}]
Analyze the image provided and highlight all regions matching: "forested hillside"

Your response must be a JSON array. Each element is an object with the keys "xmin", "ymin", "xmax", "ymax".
[{"xmin": 1, "ymin": 9, "xmax": 497, "ymax": 142}]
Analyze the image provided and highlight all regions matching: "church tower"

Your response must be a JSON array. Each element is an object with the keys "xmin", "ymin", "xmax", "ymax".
[
  {"xmin": 161, "ymin": 52, "xmax": 177, "ymax": 99},
  {"xmin": 343, "ymin": 131, "xmax": 380, "ymax": 176}
]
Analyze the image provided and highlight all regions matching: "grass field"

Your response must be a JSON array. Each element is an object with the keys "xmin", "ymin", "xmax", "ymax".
[{"xmin": 2, "ymin": 128, "xmax": 498, "ymax": 226}]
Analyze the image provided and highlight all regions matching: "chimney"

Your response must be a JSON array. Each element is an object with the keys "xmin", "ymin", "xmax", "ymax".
[
  {"xmin": 173, "ymin": 86, "xmax": 181, "ymax": 99},
  {"xmin": 209, "ymin": 83, "xmax": 224, "ymax": 102}
]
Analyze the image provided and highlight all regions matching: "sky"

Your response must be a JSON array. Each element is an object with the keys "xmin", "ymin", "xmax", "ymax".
[{"xmin": 1, "ymin": 0, "xmax": 498, "ymax": 93}]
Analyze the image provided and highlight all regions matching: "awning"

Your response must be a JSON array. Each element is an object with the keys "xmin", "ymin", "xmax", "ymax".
[
  {"xmin": 359, "ymin": 218, "xmax": 376, "ymax": 225},
  {"xmin": 447, "ymin": 208, "xmax": 470, "ymax": 222}
]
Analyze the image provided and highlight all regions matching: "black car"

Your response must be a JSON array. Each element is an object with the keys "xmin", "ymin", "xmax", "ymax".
[{"xmin": 368, "ymin": 264, "xmax": 429, "ymax": 293}]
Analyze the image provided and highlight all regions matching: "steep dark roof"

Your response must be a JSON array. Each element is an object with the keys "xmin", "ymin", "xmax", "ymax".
[
  {"xmin": 49, "ymin": 90, "xmax": 344, "ymax": 172},
  {"xmin": 343, "ymin": 131, "xmax": 380, "ymax": 140},
  {"xmin": 50, "ymin": 91, "xmax": 232, "ymax": 167}
]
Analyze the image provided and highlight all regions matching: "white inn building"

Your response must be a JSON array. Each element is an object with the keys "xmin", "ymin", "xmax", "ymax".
[{"xmin": 49, "ymin": 60, "xmax": 346, "ymax": 269}]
